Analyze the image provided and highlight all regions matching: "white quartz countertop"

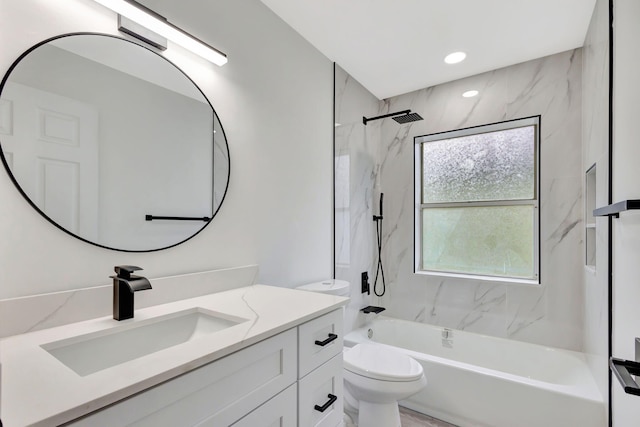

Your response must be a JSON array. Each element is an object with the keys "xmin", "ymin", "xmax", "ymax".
[{"xmin": 0, "ymin": 285, "xmax": 348, "ymax": 427}]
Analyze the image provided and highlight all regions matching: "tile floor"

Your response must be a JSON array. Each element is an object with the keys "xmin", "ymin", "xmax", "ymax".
[
  {"xmin": 399, "ymin": 406, "xmax": 457, "ymax": 427},
  {"xmin": 343, "ymin": 406, "xmax": 456, "ymax": 427}
]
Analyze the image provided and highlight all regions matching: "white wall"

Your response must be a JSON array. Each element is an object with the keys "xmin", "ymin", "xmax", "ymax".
[
  {"xmin": 611, "ymin": 0, "xmax": 640, "ymax": 424},
  {"xmin": 0, "ymin": 0, "xmax": 333, "ymax": 299}
]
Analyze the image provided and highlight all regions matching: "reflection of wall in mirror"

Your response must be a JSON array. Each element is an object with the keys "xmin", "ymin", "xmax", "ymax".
[
  {"xmin": 212, "ymin": 113, "xmax": 228, "ymax": 210},
  {"xmin": 7, "ymin": 43, "xmax": 215, "ymax": 250}
]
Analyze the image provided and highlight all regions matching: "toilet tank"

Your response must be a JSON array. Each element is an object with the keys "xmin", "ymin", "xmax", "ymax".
[{"xmin": 296, "ymin": 279, "xmax": 350, "ymax": 297}]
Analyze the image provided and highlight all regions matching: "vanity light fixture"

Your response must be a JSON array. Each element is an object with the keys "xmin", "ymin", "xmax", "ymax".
[
  {"xmin": 444, "ymin": 51, "xmax": 466, "ymax": 64},
  {"xmin": 93, "ymin": 0, "xmax": 228, "ymax": 66},
  {"xmin": 462, "ymin": 90, "xmax": 479, "ymax": 98}
]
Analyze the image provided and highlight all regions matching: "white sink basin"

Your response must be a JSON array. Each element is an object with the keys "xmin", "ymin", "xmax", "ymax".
[{"xmin": 41, "ymin": 308, "xmax": 249, "ymax": 376}]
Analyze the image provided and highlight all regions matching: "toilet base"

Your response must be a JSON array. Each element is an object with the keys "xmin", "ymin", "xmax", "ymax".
[
  {"xmin": 357, "ymin": 401, "xmax": 401, "ymax": 427},
  {"xmin": 342, "ymin": 413, "xmax": 356, "ymax": 427}
]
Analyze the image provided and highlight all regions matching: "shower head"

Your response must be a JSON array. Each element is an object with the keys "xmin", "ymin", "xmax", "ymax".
[
  {"xmin": 392, "ymin": 112, "xmax": 423, "ymax": 124},
  {"xmin": 363, "ymin": 109, "xmax": 424, "ymax": 125}
]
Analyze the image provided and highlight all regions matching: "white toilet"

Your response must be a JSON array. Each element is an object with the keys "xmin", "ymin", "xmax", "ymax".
[
  {"xmin": 343, "ymin": 343, "xmax": 426, "ymax": 427},
  {"xmin": 297, "ymin": 280, "xmax": 427, "ymax": 427}
]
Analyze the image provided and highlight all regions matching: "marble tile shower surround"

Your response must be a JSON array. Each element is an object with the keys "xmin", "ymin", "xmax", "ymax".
[
  {"xmin": 0, "ymin": 265, "xmax": 259, "ymax": 338},
  {"xmin": 336, "ymin": 50, "xmax": 585, "ymax": 351},
  {"xmin": 581, "ymin": 0, "xmax": 610, "ymax": 406}
]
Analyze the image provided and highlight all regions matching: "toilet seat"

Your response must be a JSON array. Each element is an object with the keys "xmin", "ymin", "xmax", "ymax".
[{"xmin": 343, "ymin": 343, "xmax": 423, "ymax": 382}]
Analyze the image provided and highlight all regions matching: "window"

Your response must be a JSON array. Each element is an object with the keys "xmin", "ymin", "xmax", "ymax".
[{"xmin": 414, "ymin": 116, "xmax": 540, "ymax": 283}]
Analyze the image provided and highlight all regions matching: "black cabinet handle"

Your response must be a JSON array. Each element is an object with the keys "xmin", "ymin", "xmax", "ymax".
[
  {"xmin": 314, "ymin": 394, "xmax": 337, "ymax": 412},
  {"xmin": 611, "ymin": 357, "xmax": 640, "ymax": 396},
  {"xmin": 315, "ymin": 333, "xmax": 338, "ymax": 347}
]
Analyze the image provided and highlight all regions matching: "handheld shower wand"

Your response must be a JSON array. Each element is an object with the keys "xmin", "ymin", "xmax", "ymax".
[
  {"xmin": 373, "ymin": 193, "xmax": 383, "ymax": 221},
  {"xmin": 373, "ymin": 193, "xmax": 386, "ymax": 297}
]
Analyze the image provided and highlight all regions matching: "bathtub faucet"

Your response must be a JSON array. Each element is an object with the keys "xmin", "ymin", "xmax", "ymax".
[{"xmin": 361, "ymin": 306, "xmax": 385, "ymax": 314}]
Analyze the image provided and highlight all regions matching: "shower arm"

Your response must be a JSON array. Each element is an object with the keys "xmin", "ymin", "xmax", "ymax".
[{"xmin": 362, "ymin": 110, "xmax": 411, "ymax": 125}]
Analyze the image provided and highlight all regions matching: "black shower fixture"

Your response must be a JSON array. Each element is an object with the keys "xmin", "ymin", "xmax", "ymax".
[{"xmin": 362, "ymin": 109, "xmax": 424, "ymax": 125}]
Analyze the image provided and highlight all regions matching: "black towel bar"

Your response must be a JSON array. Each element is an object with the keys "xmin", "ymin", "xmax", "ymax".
[
  {"xmin": 145, "ymin": 215, "xmax": 210, "ymax": 222},
  {"xmin": 593, "ymin": 199, "xmax": 640, "ymax": 218},
  {"xmin": 610, "ymin": 357, "xmax": 640, "ymax": 396}
]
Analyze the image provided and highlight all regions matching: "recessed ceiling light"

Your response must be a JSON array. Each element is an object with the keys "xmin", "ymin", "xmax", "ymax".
[
  {"xmin": 462, "ymin": 90, "xmax": 479, "ymax": 98},
  {"xmin": 444, "ymin": 51, "xmax": 466, "ymax": 64}
]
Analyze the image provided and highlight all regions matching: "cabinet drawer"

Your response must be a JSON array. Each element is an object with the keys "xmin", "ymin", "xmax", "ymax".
[
  {"xmin": 66, "ymin": 328, "xmax": 297, "ymax": 427},
  {"xmin": 298, "ymin": 309, "xmax": 343, "ymax": 378},
  {"xmin": 298, "ymin": 354, "xmax": 343, "ymax": 427},
  {"xmin": 227, "ymin": 383, "xmax": 297, "ymax": 427}
]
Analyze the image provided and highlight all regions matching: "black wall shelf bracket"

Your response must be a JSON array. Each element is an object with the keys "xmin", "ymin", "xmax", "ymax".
[
  {"xmin": 145, "ymin": 215, "xmax": 210, "ymax": 222},
  {"xmin": 610, "ymin": 357, "xmax": 640, "ymax": 396},
  {"xmin": 593, "ymin": 199, "xmax": 640, "ymax": 218}
]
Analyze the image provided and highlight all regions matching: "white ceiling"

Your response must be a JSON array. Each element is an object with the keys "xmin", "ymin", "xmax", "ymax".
[{"xmin": 260, "ymin": 0, "xmax": 597, "ymax": 100}]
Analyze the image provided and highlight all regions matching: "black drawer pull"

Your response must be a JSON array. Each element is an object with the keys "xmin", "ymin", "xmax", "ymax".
[
  {"xmin": 314, "ymin": 393, "xmax": 338, "ymax": 412},
  {"xmin": 315, "ymin": 333, "xmax": 338, "ymax": 347}
]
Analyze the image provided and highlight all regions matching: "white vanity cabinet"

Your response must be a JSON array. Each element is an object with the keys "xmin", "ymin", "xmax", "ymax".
[
  {"xmin": 66, "ymin": 328, "xmax": 297, "ymax": 427},
  {"xmin": 65, "ymin": 308, "xmax": 344, "ymax": 427}
]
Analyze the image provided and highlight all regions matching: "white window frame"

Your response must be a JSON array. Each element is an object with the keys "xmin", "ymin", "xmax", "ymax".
[{"xmin": 414, "ymin": 116, "xmax": 540, "ymax": 285}]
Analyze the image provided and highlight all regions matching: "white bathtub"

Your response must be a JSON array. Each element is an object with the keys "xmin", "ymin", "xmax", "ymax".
[{"xmin": 344, "ymin": 317, "xmax": 605, "ymax": 427}]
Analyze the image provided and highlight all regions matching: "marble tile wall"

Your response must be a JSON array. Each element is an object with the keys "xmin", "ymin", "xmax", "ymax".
[
  {"xmin": 336, "ymin": 50, "xmax": 585, "ymax": 351},
  {"xmin": 582, "ymin": 0, "xmax": 610, "ymax": 405},
  {"xmin": 378, "ymin": 49, "xmax": 584, "ymax": 351}
]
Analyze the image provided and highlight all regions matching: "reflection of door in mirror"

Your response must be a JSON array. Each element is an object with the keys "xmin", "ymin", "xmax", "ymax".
[{"xmin": 1, "ymin": 82, "xmax": 98, "ymax": 240}]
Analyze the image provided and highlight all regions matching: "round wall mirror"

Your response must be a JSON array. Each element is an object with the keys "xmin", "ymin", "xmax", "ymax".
[{"xmin": 0, "ymin": 33, "xmax": 229, "ymax": 251}]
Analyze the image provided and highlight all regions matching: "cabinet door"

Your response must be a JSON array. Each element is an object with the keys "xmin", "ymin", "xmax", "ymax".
[
  {"xmin": 298, "ymin": 309, "xmax": 343, "ymax": 378},
  {"xmin": 224, "ymin": 384, "xmax": 297, "ymax": 427},
  {"xmin": 298, "ymin": 354, "xmax": 344, "ymax": 427},
  {"xmin": 66, "ymin": 329, "xmax": 296, "ymax": 427}
]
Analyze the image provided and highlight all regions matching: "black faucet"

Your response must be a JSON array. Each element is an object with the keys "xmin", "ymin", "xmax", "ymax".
[{"xmin": 110, "ymin": 265, "xmax": 152, "ymax": 321}]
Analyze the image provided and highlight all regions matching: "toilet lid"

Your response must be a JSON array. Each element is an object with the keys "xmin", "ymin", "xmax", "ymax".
[{"xmin": 343, "ymin": 343, "xmax": 423, "ymax": 382}]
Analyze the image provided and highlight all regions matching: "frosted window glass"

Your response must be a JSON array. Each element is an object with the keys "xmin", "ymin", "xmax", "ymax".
[
  {"xmin": 422, "ymin": 206, "xmax": 534, "ymax": 279},
  {"xmin": 422, "ymin": 126, "xmax": 535, "ymax": 203}
]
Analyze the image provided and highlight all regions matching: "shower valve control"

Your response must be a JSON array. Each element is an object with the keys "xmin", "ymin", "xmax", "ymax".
[{"xmin": 361, "ymin": 271, "xmax": 370, "ymax": 295}]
